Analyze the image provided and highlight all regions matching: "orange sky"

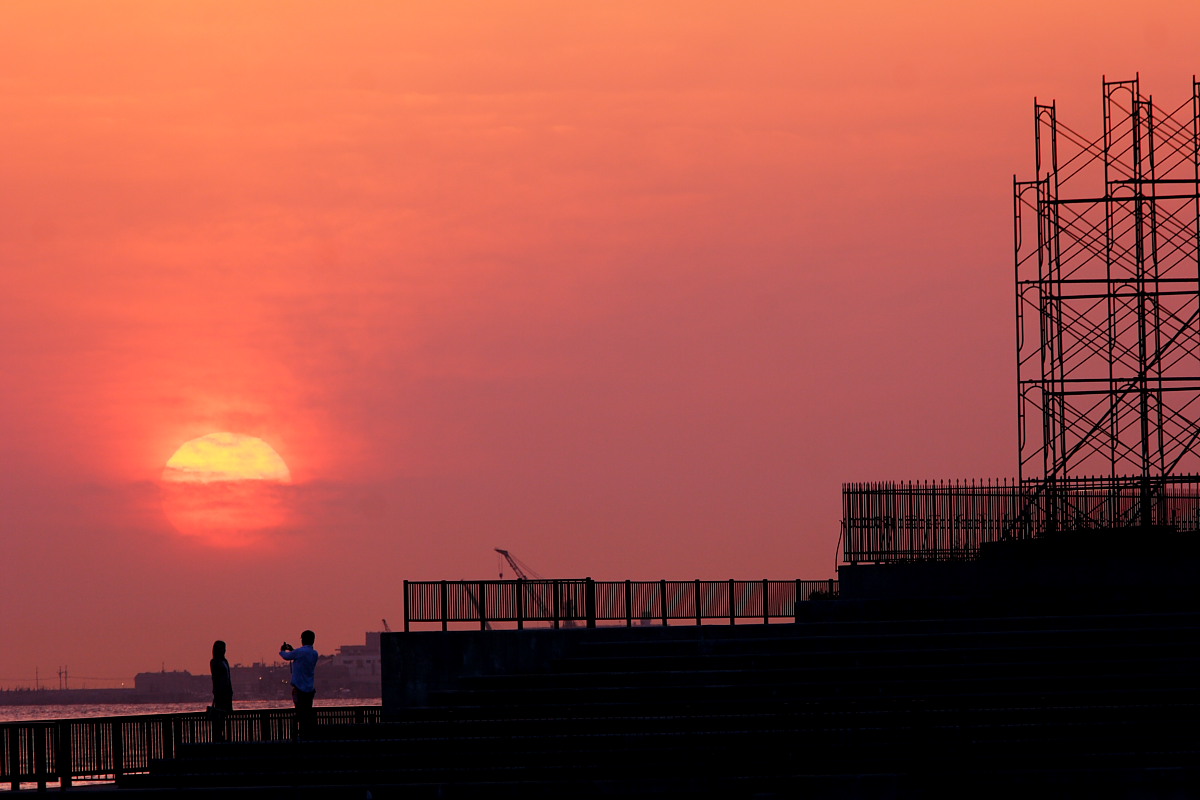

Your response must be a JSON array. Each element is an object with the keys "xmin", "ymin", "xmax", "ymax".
[{"xmin": 2, "ymin": 1, "xmax": 1199, "ymax": 685}]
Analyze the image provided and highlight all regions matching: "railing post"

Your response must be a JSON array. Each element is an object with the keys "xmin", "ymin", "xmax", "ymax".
[
  {"xmin": 795, "ymin": 579, "xmax": 802, "ymax": 622},
  {"xmin": 34, "ymin": 725, "xmax": 48, "ymax": 790},
  {"xmin": 585, "ymin": 578, "xmax": 596, "ymax": 628},
  {"xmin": 403, "ymin": 580, "xmax": 410, "ymax": 632},
  {"xmin": 763, "ymin": 579, "xmax": 770, "ymax": 624},
  {"xmin": 440, "ymin": 580, "xmax": 448, "ymax": 632},
  {"xmin": 57, "ymin": 720, "xmax": 73, "ymax": 789},
  {"xmin": 659, "ymin": 580, "xmax": 668, "ymax": 626},
  {"xmin": 729, "ymin": 579, "xmax": 736, "ymax": 625},
  {"xmin": 8, "ymin": 725, "xmax": 21, "ymax": 790},
  {"xmin": 694, "ymin": 579, "xmax": 702, "ymax": 626},
  {"xmin": 112, "ymin": 720, "xmax": 124, "ymax": 782},
  {"xmin": 516, "ymin": 578, "xmax": 524, "ymax": 630},
  {"xmin": 625, "ymin": 580, "xmax": 633, "ymax": 627},
  {"xmin": 160, "ymin": 715, "xmax": 175, "ymax": 760},
  {"xmin": 479, "ymin": 582, "xmax": 488, "ymax": 631},
  {"xmin": 828, "ymin": 578, "xmax": 835, "ymax": 597},
  {"xmin": 552, "ymin": 580, "xmax": 561, "ymax": 629}
]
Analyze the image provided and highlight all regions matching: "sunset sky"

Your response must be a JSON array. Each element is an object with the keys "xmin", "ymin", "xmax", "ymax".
[{"xmin": 3, "ymin": 1, "xmax": 1198, "ymax": 686}]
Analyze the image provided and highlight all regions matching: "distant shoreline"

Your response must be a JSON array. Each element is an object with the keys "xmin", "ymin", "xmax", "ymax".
[{"xmin": 0, "ymin": 688, "xmax": 199, "ymax": 706}]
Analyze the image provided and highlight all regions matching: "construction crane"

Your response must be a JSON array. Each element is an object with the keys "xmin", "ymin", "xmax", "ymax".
[
  {"xmin": 495, "ymin": 548, "xmax": 542, "ymax": 580},
  {"xmin": 462, "ymin": 584, "xmax": 493, "ymax": 631},
  {"xmin": 495, "ymin": 548, "xmax": 561, "ymax": 622}
]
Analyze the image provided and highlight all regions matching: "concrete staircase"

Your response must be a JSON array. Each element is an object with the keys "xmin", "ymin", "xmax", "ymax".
[{"xmin": 121, "ymin": 609, "xmax": 1200, "ymax": 798}]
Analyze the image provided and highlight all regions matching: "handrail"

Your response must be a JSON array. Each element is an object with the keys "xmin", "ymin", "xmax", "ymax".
[
  {"xmin": 403, "ymin": 578, "xmax": 838, "ymax": 631},
  {"xmin": 0, "ymin": 705, "xmax": 381, "ymax": 790}
]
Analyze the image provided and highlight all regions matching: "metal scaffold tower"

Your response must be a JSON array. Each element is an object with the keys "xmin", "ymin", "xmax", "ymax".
[
  {"xmin": 842, "ymin": 77, "xmax": 1200, "ymax": 564},
  {"xmin": 1014, "ymin": 76, "xmax": 1200, "ymax": 527}
]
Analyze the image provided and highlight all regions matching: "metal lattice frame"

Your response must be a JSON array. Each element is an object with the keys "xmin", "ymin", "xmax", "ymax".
[{"xmin": 1015, "ymin": 77, "xmax": 1200, "ymax": 516}]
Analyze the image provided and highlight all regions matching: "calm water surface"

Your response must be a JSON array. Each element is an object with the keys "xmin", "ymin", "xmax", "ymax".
[{"xmin": 0, "ymin": 697, "xmax": 380, "ymax": 723}]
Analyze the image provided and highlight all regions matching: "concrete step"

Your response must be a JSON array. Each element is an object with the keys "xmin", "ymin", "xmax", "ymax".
[
  {"xmin": 459, "ymin": 648, "xmax": 1200, "ymax": 693},
  {"xmin": 131, "ymin": 707, "xmax": 1200, "ymax": 796},
  {"xmin": 570, "ymin": 628, "xmax": 1200, "ymax": 661},
  {"xmin": 566, "ymin": 611, "xmax": 1200, "ymax": 655},
  {"xmin": 425, "ymin": 670, "xmax": 1200, "ymax": 713},
  {"xmin": 111, "ymin": 761, "xmax": 1200, "ymax": 800}
]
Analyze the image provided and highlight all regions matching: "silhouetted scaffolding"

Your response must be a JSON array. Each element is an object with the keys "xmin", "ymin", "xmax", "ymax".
[
  {"xmin": 1014, "ymin": 76, "xmax": 1200, "ymax": 529},
  {"xmin": 843, "ymin": 78, "xmax": 1200, "ymax": 562}
]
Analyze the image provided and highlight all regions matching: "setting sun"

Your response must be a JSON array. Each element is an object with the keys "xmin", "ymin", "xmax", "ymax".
[
  {"xmin": 161, "ymin": 432, "xmax": 292, "ymax": 547},
  {"xmin": 163, "ymin": 432, "xmax": 291, "ymax": 484}
]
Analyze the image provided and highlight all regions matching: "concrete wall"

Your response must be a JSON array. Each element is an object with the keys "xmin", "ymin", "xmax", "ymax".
[
  {"xmin": 380, "ymin": 622, "xmax": 809, "ymax": 717},
  {"xmin": 838, "ymin": 529, "xmax": 1200, "ymax": 611}
]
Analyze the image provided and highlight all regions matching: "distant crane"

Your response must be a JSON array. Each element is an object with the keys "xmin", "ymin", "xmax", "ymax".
[
  {"xmin": 495, "ymin": 548, "xmax": 562, "ymax": 622},
  {"xmin": 495, "ymin": 548, "xmax": 542, "ymax": 580},
  {"xmin": 462, "ymin": 583, "xmax": 493, "ymax": 631}
]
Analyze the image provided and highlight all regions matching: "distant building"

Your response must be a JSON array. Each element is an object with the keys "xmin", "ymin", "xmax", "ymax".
[
  {"xmin": 134, "ymin": 670, "xmax": 208, "ymax": 701},
  {"xmin": 226, "ymin": 633, "xmax": 382, "ymax": 701},
  {"xmin": 230, "ymin": 662, "xmax": 292, "ymax": 700},
  {"xmin": 322, "ymin": 632, "xmax": 382, "ymax": 697}
]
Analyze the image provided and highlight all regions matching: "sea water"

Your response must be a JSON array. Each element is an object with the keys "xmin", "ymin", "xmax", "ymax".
[{"xmin": 0, "ymin": 697, "xmax": 380, "ymax": 723}]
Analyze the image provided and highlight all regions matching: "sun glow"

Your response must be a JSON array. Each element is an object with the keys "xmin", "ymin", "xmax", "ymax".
[{"xmin": 161, "ymin": 432, "xmax": 292, "ymax": 548}]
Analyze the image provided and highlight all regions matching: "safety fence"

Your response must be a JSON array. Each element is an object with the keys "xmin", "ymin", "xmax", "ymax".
[
  {"xmin": 843, "ymin": 475, "xmax": 1200, "ymax": 562},
  {"xmin": 403, "ymin": 578, "xmax": 838, "ymax": 631},
  {"xmin": 0, "ymin": 705, "xmax": 381, "ymax": 790}
]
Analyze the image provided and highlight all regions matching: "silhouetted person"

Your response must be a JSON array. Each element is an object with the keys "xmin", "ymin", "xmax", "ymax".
[
  {"xmin": 209, "ymin": 640, "xmax": 233, "ymax": 741},
  {"xmin": 280, "ymin": 630, "xmax": 318, "ymax": 737}
]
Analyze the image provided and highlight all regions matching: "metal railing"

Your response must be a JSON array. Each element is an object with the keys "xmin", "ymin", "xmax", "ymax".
[
  {"xmin": 403, "ymin": 578, "xmax": 838, "ymax": 631},
  {"xmin": 842, "ymin": 475, "xmax": 1200, "ymax": 562},
  {"xmin": 0, "ymin": 705, "xmax": 381, "ymax": 790}
]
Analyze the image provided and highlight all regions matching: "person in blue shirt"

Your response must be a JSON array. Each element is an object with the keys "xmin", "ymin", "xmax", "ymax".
[{"xmin": 280, "ymin": 630, "xmax": 318, "ymax": 736}]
